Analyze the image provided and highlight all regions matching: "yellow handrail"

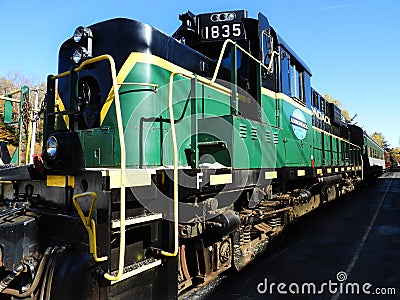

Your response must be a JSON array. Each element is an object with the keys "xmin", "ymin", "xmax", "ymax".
[
  {"xmin": 361, "ymin": 155, "xmax": 364, "ymax": 181},
  {"xmin": 0, "ymin": 95, "xmax": 21, "ymax": 103},
  {"xmin": 209, "ymin": 39, "xmax": 272, "ymax": 83},
  {"xmin": 72, "ymin": 192, "xmax": 108, "ymax": 262},
  {"xmin": 52, "ymin": 39, "xmax": 270, "ymax": 269},
  {"xmin": 50, "ymin": 55, "xmax": 127, "ymax": 281},
  {"xmin": 25, "ymin": 124, "xmax": 32, "ymax": 164},
  {"xmin": 160, "ymin": 39, "xmax": 270, "ymax": 99},
  {"xmin": 160, "ymin": 39, "xmax": 269, "ymax": 256},
  {"xmin": 159, "ymin": 72, "xmax": 182, "ymax": 257},
  {"xmin": 7, "ymin": 89, "xmax": 22, "ymax": 96}
]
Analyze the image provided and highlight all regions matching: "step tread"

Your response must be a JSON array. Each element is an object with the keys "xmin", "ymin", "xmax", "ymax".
[
  {"xmin": 110, "ymin": 257, "xmax": 162, "ymax": 284},
  {"xmin": 111, "ymin": 212, "xmax": 162, "ymax": 228}
]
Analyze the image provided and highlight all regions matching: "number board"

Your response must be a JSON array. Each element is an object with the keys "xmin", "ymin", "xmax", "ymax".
[
  {"xmin": 198, "ymin": 10, "xmax": 247, "ymax": 41},
  {"xmin": 201, "ymin": 23, "xmax": 244, "ymax": 40}
]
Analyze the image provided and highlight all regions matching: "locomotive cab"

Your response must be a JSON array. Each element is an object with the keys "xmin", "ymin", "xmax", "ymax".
[{"xmin": 174, "ymin": 10, "xmax": 279, "ymax": 119}]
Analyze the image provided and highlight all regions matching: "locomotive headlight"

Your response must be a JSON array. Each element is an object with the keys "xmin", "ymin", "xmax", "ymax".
[
  {"xmin": 72, "ymin": 47, "xmax": 89, "ymax": 64},
  {"xmin": 227, "ymin": 13, "xmax": 236, "ymax": 21},
  {"xmin": 73, "ymin": 26, "xmax": 84, "ymax": 42},
  {"xmin": 46, "ymin": 136, "xmax": 58, "ymax": 159},
  {"xmin": 73, "ymin": 26, "xmax": 92, "ymax": 43},
  {"xmin": 42, "ymin": 132, "xmax": 85, "ymax": 173},
  {"xmin": 72, "ymin": 26, "xmax": 93, "ymax": 62},
  {"xmin": 210, "ymin": 12, "xmax": 236, "ymax": 22}
]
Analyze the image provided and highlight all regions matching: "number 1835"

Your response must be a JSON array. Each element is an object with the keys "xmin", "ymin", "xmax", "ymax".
[{"xmin": 202, "ymin": 23, "xmax": 243, "ymax": 40}]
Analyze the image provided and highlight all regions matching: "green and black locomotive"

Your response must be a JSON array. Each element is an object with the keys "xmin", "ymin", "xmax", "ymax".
[{"xmin": 0, "ymin": 9, "xmax": 385, "ymax": 299}]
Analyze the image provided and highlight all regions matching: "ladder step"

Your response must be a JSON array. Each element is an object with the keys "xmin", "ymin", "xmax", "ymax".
[
  {"xmin": 110, "ymin": 258, "xmax": 162, "ymax": 285},
  {"xmin": 111, "ymin": 212, "xmax": 162, "ymax": 228}
]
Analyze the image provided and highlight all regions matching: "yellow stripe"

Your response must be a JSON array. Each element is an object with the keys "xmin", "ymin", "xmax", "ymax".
[
  {"xmin": 56, "ymin": 93, "xmax": 69, "ymax": 128},
  {"xmin": 261, "ymin": 87, "xmax": 275, "ymax": 98},
  {"xmin": 277, "ymin": 92, "xmax": 312, "ymax": 115},
  {"xmin": 100, "ymin": 52, "xmax": 232, "ymax": 125},
  {"xmin": 297, "ymin": 170, "xmax": 305, "ymax": 176},
  {"xmin": 265, "ymin": 171, "xmax": 277, "ymax": 179},
  {"xmin": 277, "ymin": 93, "xmax": 312, "ymax": 115},
  {"xmin": 261, "ymin": 87, "xmax": 313, "ymax": 115},
  {"xmin": 100, "ymin": 53, "xmax": 144, "ymax": 124},
  {"xmin": 99, "ymin": 168, "xmax": 156, "ymax": 188},
  {"xmin": 47, "ymin": 175, "xmax": 75, "ymax": 187},
  {"xmin": 312, "ymin": 126, "xmax": 360, "ymax": 149},
  {"xmin": 56, "ymin": 51, "xmax": 213, "ymax": 126},
  {"xmin": 210, "ymin": 174, "xmax": 232, "ymax": 185}
]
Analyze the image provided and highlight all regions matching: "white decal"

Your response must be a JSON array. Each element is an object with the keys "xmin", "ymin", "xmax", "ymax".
[{"xmin": 196, "ymin": 172, "xmax": 204, "ymax": 189}]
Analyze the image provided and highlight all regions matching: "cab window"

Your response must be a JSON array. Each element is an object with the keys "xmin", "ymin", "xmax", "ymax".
[
  {"xmin": 289, "ymin": 61, "xmax": 305, "ymax": 103},
  {"xmin": 313, "ymin": 91, "xmax": 319, "ymax": 107}
]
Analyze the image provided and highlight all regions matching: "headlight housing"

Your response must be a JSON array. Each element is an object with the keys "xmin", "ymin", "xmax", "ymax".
[
  {"xmin": 73, "ymin": 26, "xmax": 84, "ymax": 42},
  {"xmin": 42, "ymin": 132, "xmax": 85, "ymax": 174},
  {"xmin": 46, "ymin": 136, "xmax": 58, "ymax": 159},
  {"xmin": 71, "ymin": 26, "xmax": 93, "ymax": 64},
  {"xmin": 73, "ymin": 26, "xmax": 92, "ymax": 43},
  {"xmin": 72, "ymin": 47, "xmax": 89, "ymax": 64}
]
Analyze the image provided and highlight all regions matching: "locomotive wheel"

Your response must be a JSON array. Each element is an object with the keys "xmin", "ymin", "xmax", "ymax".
[{"xmin": 178, "ymin": 245, "xmax": 192, "ymax": 293}]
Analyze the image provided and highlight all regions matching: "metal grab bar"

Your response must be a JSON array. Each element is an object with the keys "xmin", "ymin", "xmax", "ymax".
[
  {"xmin": 118, "ymin": 82, "xmax": 158, "ymax": 93},
  {"xmin": 49, "ymin": 37, "xmax": 273, "ymax": 269},
  {"xmin": 51, "ymin": 55, "xmax": 127, "ymax": 281},
  {"xmin": 72, "ymin": 192, "xmax": 108, "ymax": 262},
  {"xmin": 161, "ymin": 39, "xmax": 270, "ymax": 100},
  {"xmin": 0, "ymin": 96, "xmax": 21, "ymax": 103},
  {"xmin": 209, "ymin": 38, "xmax": 273, "ymax": 84},
  {"xmin": 159, "ymin": 37, "xmax": 270, "ymax": 255},
  {"xmin": 159, "ymin": 72, "xmax": 183, "ymax": 257}
]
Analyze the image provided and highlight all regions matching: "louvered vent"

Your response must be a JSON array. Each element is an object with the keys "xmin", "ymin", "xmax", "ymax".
[
  {"xmin": 239, "ymin": 124, "xmax": 247, "ymax": 139},
  {"xmin": 265, "ymin": 130, "xmax": 271, "ymax": 143},
  {"xmin": 273, "ymin": 132, "xmax": 279, "ymax": 144},
  {"xmin": 251, "ymin": 127, "xmax": 258, "ymax": 140}
]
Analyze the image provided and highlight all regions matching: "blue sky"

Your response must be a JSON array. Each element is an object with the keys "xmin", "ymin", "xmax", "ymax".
[{"xmin": 0, "ymin": 0, "xmax": 399, "ymax": 147}]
